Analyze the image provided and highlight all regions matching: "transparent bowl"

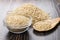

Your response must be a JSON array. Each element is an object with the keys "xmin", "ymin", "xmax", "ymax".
[{"xmin": 3, "ymin": 13, "xmax": 32, "ymax": 34}]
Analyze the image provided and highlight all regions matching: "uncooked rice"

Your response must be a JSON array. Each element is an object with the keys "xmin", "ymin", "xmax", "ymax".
[
  {"xmin": 6, "ymin": 13, "xmax": 30, "ymax": 29},
  {"xmin": 12, "ymin": 3, "xmax": 50, "ymax": 24},
  {"xmin": 33, "ymin": 20, "xmax": 52, "ymax": 31}
]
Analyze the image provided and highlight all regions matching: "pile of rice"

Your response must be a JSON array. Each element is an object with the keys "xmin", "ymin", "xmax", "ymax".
[
  {"xmin": 5, "ymin": 13, "xmax": 29, "ymax": 29},
  {"xmin": 12, "ymin": 3, "xmax": 50, "ymax": 24},
  {"xmin": 5, "ymin": 3, "xmax": 51, "ymax": 31},
  {"xmin": 33, "ymin": 20, "xmax": 52, "ymax": 31}
]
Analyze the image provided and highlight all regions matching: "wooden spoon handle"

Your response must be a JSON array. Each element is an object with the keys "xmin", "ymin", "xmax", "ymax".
[{"xmin": 55, "ymin": 18, "xmax": 60, "ymax": 22}]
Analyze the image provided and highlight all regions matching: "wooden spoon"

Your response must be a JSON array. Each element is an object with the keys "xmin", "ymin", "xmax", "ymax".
[{"xmin": 33, "ymin": 18, "xmax": 60, "ymax": 31}]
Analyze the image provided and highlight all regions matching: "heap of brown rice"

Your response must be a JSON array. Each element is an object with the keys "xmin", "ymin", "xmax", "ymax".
[
  {"xmin": 12, "ymin": 3, "xmax": 50, "ymax": 24},
  {"xmin": 5, "ymin": 13, "xmax": 29, "ymax": 29}
]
